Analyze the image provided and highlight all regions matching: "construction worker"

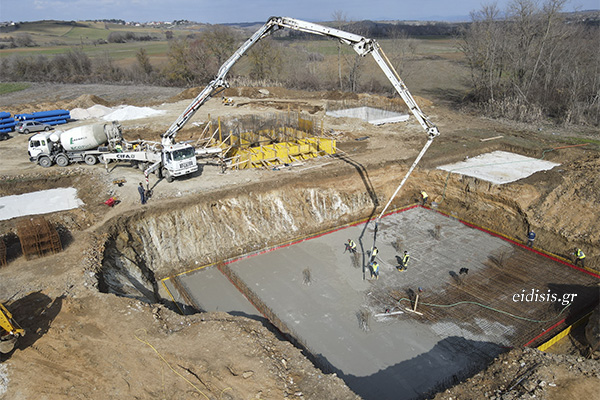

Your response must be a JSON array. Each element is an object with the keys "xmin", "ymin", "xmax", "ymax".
[
  {"xmin": 398, "ymin": 250, "xmax": 410, "ymax": 271},
  {"xmin": 138, "ymin": 182, "xmax": 146, "ymax": 205},
  {"xmin": 526, "ymin": 231, "xmax": 536, "ymax": 248},
  {"xmin": 370, "ymin": 246, "xmax": 379, "ymax": 263},
  {"xmin": 370, "ymin": 261, "xmax": 379, "ymax": 280},
  {"xmin": 345, "ymin": 239, "xmax": 357, "ymax": 254},
  {"xmin": 420, "ymin": 191, "xmax": 429, "ymax": 206},
  {"xmin": 574, "ymin": 248, "xmax": 586, "ymax": 267}
]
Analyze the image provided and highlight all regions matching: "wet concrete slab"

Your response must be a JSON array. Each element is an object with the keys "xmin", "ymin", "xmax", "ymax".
[
  {"xmin": 162, "ymin": 267, "xmax": 260, "ymax": 318},
  {"xmin": 173, "ymin": 206, "xmax": 599, "ymax": 399}
]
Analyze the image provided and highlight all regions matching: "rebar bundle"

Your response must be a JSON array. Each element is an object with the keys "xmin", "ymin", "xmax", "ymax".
[{"xmin": 16, "ymin": 217, "xmax": 62, "ymax": 260}]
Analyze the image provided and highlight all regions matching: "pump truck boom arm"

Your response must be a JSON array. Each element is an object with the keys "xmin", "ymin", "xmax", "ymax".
[{"xmin": 161, "ymin": 16, "xmax": 440, "ymax": 146}]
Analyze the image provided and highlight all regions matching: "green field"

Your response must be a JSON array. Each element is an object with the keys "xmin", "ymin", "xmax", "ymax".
[{"xmin": 0, "ymin": 83, "xmax": 30, "ymax": 95}]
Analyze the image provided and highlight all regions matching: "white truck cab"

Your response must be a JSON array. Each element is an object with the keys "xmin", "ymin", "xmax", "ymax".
[
  {"xmin": 28, "ymin": 131, "xmax": 54, "ymax": 160},
  {"xmin": 162, "ymin": 143, "xmax": 198, "ymax": 179}
]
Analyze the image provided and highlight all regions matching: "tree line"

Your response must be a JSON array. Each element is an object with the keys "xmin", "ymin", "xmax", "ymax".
[{"xmin": 461, "ymin": 0, "xmax": 599, "ymax": 125}]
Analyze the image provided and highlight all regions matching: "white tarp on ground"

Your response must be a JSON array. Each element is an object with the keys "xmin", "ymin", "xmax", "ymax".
[
  {"xmin": 437, "ymin": 150, "xmax": 560, "ymax": 184},
  {"xmin": 0, "ymin": 187, "xmax": 84, "ymax": 221},
  {"xmin": 326, "ymin": 106, "xmax": 409, "ymax": 125},
  {"xmin": 70, "ymin": 105, "xmax": 165, "ymax": 121}
]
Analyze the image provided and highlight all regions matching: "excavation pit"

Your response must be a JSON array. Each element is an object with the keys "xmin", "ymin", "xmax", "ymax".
[{"xmin": 161, "ymin": 206, "xmax": 599, "ymax": 400}]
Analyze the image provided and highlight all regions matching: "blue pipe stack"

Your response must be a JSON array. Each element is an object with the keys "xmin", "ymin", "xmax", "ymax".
[
  {"xmin": 14, "ymin": 109, "xmax": 71, "ymax": 126},
  {"xmin": 0, "ymin": 112, "xmax": 16, "ymax": 134}
]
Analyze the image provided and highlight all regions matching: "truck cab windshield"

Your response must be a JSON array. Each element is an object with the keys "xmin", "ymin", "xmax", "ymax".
[
  {"xmin": 171, "ymin": 147, "xmax": 195, "ymax": 161},
  {"xmin": 29, "ymin": 140, "xmax": 46, "ymax": 148}
]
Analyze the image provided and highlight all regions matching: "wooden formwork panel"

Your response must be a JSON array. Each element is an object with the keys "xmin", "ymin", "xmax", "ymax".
[{"xmin": 16, "ymin": 217, "xmax": 62, "ymax": 260}]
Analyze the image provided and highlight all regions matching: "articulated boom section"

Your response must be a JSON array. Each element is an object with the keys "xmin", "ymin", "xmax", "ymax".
[{"xmin": 161, "ymin": 16, "xmax": 439, "ymax": 147}]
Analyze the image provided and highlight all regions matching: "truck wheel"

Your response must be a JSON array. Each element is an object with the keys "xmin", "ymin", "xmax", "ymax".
[
  {"xmin": 56, "ymin": 154, "xmax": 69, "ymax": 167},
  {"xmin": 162, "ymin": 168, "xmax": 174, "ymax": 183},
  {"xmin": 38, "ymin": 156, "xmax": 52, "ymax": 168},
  {"xmin": 84, "ymin": 155, "xmax": 97, "ymax": 165}
]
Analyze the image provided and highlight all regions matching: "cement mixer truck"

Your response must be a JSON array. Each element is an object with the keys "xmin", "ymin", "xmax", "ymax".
[
  {"xmin": 28, "ymin": 122, "xmax": 199, "ymax": 183},
  {"xmin": 28, "ymin": 122, "xmax": 123, "ymax": 168}
]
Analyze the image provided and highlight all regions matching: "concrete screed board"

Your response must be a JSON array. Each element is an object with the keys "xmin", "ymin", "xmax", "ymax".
[{"xmin": 177, "ymin": 207, "xmax": 547, "ymax": 399}]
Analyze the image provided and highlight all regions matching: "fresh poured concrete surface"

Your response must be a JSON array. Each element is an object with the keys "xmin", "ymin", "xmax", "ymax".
[
  {"xmin": 437, "ymin": 151, "xmax": 560, "ymax": 184},
  {"xmin": 0, "ymin": 187, "xmax": 83, "ymax": 221},
  {"xmin": 163, "ymin": 266, "xmax": 260, "ymax": 318},
  {"xmin": 326, "ymin": 106, "xmax": 409, "ymax": 125},
  {"xmin": 172, "ymin": 207, "xmax": 598, "ymax": 399}
]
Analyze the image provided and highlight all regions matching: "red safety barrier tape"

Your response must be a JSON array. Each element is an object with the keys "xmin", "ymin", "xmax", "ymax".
[{"xmin": 523, "ymin": 318, "xmax": 566, "ymax": 347}]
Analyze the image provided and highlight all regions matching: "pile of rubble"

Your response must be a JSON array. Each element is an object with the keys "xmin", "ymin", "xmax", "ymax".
[{"xmin": 433, "ymin": 346, "xmax": 600, "ymax": 400}]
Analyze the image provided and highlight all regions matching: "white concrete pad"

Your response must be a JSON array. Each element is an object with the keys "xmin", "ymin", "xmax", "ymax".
[
  {"xmin": 437, "ymin": 151, "xmax": 560, "ymax": 184},
  {"xmin": 0, "ymin": 187, "xmax": 83, "ymax": 221},
  {"xmin": 326, "ymin": 107, "xmax": 409, "ymax": 125}
]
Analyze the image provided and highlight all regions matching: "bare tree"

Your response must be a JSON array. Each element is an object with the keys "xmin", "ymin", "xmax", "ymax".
[
  {"xmin": 460, "ymin": 3, "xmax": 505, "ymax": 103},
  {"xmin": 461, "ymin": 0, "xmax": 599, "ymax": 125},
  {"xmin": 331, "ymin": 10, "xmax": 347, "ymax": 90},
  {"xmin": 247, "ymin": 38, "xmax": 282, "ymax": 81},
  {"xmin": 200, "ymin": 25, "xmax": 238, "ymax": 66}
]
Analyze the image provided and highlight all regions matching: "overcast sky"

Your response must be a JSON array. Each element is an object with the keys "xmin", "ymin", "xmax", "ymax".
[{"xmin": 1, "ymin": 0, "xmax": 598, "ymax": 23}]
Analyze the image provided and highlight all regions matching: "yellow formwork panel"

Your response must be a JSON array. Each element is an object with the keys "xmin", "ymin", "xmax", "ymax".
[
  {"xmin": 309, "ymin": 137, "xmax": 336, "ymax": 154},
  {"xmin": 228, "ymin": 137, "xmax": 336, "ymax": 169}
]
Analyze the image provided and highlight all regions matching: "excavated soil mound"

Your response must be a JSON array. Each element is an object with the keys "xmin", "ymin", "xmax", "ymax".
[
  {"xmin": 8, "ymin": 94, "xmax": 112, "ymax": 115},
  {"xmin": 64, "ymin": 94, "xmax": 112, "ymax": 109},
  {"xmin": 167, "ymin": 87, "xmax": 203, "ymax": 102},
  {"xmin": 169, "ymin": 86, "xmax": 367, "ymax": 102}
]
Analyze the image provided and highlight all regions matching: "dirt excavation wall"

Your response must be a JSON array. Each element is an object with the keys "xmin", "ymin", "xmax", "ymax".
[
  {"xmin": 98, "ymin": 155, "xmax": 599, "ymax": 303},
  {"xmin": 429, "ymin": 154, "xmax": 600, "ymax": 266},
  {"xmin": 99, "ymin": 184, "xmax": 377, "ymax": 301}
]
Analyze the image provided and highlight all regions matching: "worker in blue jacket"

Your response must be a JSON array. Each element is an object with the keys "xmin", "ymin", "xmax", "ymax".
[{"xmin": 526, "ymin": 231, "xmax": 536, "ymax": 247}]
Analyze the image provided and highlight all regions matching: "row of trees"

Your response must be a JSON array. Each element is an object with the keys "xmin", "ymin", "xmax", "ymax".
[{"xmin": 461, "ymin": 0, "xmax": 599, "ymax": 125}]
